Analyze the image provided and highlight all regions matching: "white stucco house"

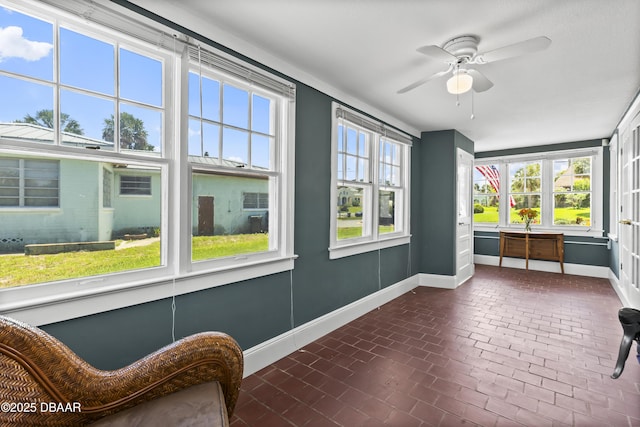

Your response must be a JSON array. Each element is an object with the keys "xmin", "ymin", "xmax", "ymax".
[{"xmin": 0, "ymin": 123, "xmax": 268, "ymax": 253}]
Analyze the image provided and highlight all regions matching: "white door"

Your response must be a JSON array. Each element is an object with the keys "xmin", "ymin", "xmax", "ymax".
[
  {"xmin": 620, "ymin": 112, "xmax": 640, "ymax": 309},
  {"xmin": 456, "ymin": 148, "xmax": 474, "ymax": 286}
]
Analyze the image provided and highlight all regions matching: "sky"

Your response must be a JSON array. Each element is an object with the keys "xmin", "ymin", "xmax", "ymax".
[{"xmin": 0, "ymin": 5, "xmax": 273, "ymax": 167}]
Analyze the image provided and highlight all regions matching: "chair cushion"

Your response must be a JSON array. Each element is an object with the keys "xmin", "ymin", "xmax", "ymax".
[{"xmin": 89, "ymin": 382, "xmax": 229, "ymax": 427}]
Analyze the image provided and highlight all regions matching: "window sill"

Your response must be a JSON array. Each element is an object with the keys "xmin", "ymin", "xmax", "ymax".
[
  {"xmin": 1, "ymin": 255, "xmax": 296, "ymax": 327},
  {"xmin": 474, "ymin": 224, "xmax": 604, "ymax": 238},
  {"xmin": 328, "ymin": 234, "xmax": 411, "ymax": 259}
]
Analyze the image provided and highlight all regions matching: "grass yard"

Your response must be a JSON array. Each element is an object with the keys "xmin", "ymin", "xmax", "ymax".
[
  {"xmin": 337, "ymin": 225, "xmax": 395, "ymax": 240},
  {"xmin": 0, "ymin": 234, "xmax": 269, "ymax": 289},
  {"xmin": 474, "ymin": 206, "xmax": 591, "ymax": 226}
]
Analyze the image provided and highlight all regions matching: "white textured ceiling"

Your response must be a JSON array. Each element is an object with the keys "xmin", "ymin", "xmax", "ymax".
[{"xmin": 128, "ymin": 0, "xmax": 640, "ymax": 152}]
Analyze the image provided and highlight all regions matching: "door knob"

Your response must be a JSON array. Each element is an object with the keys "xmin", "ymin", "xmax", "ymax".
[{"xmin": 620, "ymin": 219, "xmax": 632, "ymax": 225}]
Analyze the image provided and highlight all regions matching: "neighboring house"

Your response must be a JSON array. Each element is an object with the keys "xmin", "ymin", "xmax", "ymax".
[{"xmin": 0, "ymin": 123, "xmax": 268, "ymax": 253}]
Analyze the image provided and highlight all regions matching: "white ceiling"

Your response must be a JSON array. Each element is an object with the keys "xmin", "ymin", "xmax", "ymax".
[{"xmin": 128, "ymin": 0, "xmax": 640, "ymax": 152}]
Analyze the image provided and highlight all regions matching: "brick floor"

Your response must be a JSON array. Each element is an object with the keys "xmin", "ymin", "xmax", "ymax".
[{"xmin": 231, "ymin": 265, "xmax": 640, "ymax": 426}]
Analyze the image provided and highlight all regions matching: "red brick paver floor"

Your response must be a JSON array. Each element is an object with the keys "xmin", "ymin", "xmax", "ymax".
[{"xmin": 231, "ymin": 265, "xmax": 640, "ymax": 426}]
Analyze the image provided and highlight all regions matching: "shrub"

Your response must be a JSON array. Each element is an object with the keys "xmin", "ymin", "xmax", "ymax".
[{"xmin": 474, "ymin": 204, "xmax": 485, "ymax": 214}]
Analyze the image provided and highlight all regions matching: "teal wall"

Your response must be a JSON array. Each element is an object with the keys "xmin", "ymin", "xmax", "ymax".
[
  {"xmin": 41, "ymin": 81, "xmax": 419, "ymax": 370},
  {"xmin": 473, "ymin": 139, "xmax": 611, "ymax": 267},
  {"xmin": 416, "ymin": 130, "xmax": 473, "ymax": 276}
]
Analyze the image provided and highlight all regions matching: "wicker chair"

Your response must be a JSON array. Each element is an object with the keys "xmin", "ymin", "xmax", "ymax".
[{"xmin": 0, "ymin": 315, "xmax": 243, "ymax": 426}]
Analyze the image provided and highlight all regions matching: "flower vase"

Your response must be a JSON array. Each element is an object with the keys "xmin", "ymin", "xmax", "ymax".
[{"xmin": 525, "ymin": 219, "xmax": 532, "ymax": 232}]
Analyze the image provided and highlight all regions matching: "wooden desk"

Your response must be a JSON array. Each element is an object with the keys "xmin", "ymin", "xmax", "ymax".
[{"xmin": 499, "ymin": 231, "xmax": 564, "ymax": 274}]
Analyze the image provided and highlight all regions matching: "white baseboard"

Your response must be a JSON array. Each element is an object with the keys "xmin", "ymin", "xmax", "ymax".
[
  {"xmin": 243, "ymin": 262, "xmax": 618, "ymax": 378},
  {"xmin": 608, "ymin": 269, "xmax": 629, "ymax": 307},
  {"xmin": 242, "ymin": 274, "xmax": 419, "ymax": 377},
  {"xmin": 418, "ymin": 273, "xmax": 457, "ymax": 289},
  {"xmin": 474, "ymin": 254, "xmax": 610, "ymax": 278}
]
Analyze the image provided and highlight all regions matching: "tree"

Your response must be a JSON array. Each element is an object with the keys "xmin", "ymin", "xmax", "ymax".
[
  {"xmin": 16, "ymin": 109, "xmax": 84, "ymax": 135},
  {"xmin": 102, "ymin": 112, "xmax": 154, "ymax": 151}
]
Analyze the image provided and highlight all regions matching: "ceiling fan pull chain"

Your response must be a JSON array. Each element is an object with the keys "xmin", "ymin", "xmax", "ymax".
[{"xmin": 471, "ymin": 89, "xmax": 475, "ymax": 120}]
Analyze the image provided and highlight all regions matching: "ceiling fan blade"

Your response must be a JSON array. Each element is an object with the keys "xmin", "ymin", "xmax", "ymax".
[
  {"xmin": 476, "ymin": 36, "xmax": 551, "ymax": 64},
  {"xmin": 467, "ymin": 69, "xmax": 493, "ymax": 92},
  {"xmin": 416, "ymin": 45, "xmax": 458, "ymax": 63},
  {"xmin": 397, "ymin": 67, "xmax": 452, "ymax": 94}
]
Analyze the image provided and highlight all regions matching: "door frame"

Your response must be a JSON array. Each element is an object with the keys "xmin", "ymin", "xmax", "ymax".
[{"xmin": 456, "ymin": 148, "xmax": 474, "ymax": 286}]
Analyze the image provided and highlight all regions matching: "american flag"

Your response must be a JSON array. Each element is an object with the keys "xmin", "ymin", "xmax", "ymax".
[{"xmin": 475, "ymin": 164, "xmax": 516, "ymax": 207}]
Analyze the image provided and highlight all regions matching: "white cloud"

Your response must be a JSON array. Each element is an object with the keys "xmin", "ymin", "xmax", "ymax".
[{"xmin": 0, "ymin": 26, "xmax": 52, "ymax": 62}]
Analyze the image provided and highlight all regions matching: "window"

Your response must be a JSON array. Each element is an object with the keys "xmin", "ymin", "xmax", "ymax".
[
  {"xmin": 186, "ymin": 47, "xmax": 293, "ymax": 268},
  {"xmin": 552, "ymin": 157, "xmax": 591, "ymax": 226},
  {"xmin": 243, "ymin": 192, "xmax": 268, "ymax": 210},
  {"xmin": 119, "ymin": 175, "xmax": 152, "ymax": 196},
  {"xmin": 0, "ymin": 0, "xmax": 295, "ymax": 322},
  {"xmin": 474, "ymin": 148, "xmax": 602, "ymax": 235},
  {"xmin": 330, "ymin": 103, "xmax": 411, "ymax": 258},
  {"xmin": 508, "ymin": 161, "xmax": 541, "ymax": 225},
  {"xmin": 103, "ymin": 168, "xmax": 112, "ymax": 208},
  {"xmin": 473, "ymin": 164, "xmax": 500, "ymax": 224},
  {"xmin": 0, "ymin": 158, "xmax": 59, "ymax": 207}
]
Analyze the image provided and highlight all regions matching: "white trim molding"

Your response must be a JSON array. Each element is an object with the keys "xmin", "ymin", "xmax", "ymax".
[{"xmin": 474, "ymin": 254, "xmax": 609, "ymax": 278}]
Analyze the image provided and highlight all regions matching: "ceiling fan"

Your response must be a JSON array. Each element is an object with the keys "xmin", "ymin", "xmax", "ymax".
[{"xmin": 398, "ymin": 35, "xmax": 551, "ymax": 95}]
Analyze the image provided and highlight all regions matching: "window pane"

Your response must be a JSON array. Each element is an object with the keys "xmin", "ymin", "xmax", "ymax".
[
  {"xmin": 251, "ymin": 134, "xmax": 271, "ymax": 169},
  {"xmin": 0, "ymin": 76, "xmax": 54, "ymax": 144},
  {"xmin": 191, "ymin": 173, "xmax": 270, "ymax": 261},
  {"xmin": 23, "ymin": 158, "xmax": 58, "ymax": 206},
  {"xmin": 346, "ymin": 128, "xmax": 357, "ymax": 154},
  {"xmin": 222, "ymin": 127, "xmax": 248, "ymax": 165},
  {"xmin": 346, "ymin": 156, "xmax": 357, "ymax": 181},
  {"xmin": 119, "ymin": 103, "xmax": 162, "ymax": 153},
  {"xmin": 0, "ymin": 158, "xmax": 21, "ymax": 206},
  {"xmin": 202, "ymin": 76, "xmax": 220, "ymax": 121},
  {"xmin": 357, "ymin": 158, "xmax": 368, "ymax": 182},
  {"xmin": 525, "ymin": 177, "xmax": 541, "ymax": 192},
  {"xmin": 358, "ymin": 132, "xmax": 366, "ymax": 156},
  {"xmin": 119, "ymin": 175, "xmax": 151, "ymax": 195},
  {"xmin": 223, "ymin": 84, "xmax": 248, "ymax": 128},
  {"xmin": 60, "ymin": 27, "xmax": 114, "ymax": 95},
  {"xmin": 380, "ymin": 140, "xmax": 401, "ymax": 187},
  {"xmin": 554, "ymin": 193, "xmax": 590, "ymax": 225},
  {"xmin": 187, "ymin": 121, "xmax": 221, "ymax": 159},
  {"xmin": 379, "ymin": 189, "xmax": 398, "ymax": 234},
  {"xmin": 0, "ymin": 8, "xmax": 53, "ymax": 81},
  {"xmin": 60, "ymin": 89, "xmax": 114, "ymax": 147},
  {"xmin": 252, "ymin": 94, "xmax": 271, "ymax": 134},
  {"xmin": 120, "ymin": 48, "xmax": 162, "ymax": 107},
  {"xmin": 473, "ymin": 195, "xmax": 499, "ymax": 223},
  {"xmin": 0, "ymin": 157, "xmax": 162, "ymax": 288},
  {"xmin": 553, "ymin": 157, "xmax": 591, "ymax": 226},
  {"xmin": 509, "ymin": 195, "xmax": 540, "ymax": 224},
  {"xmin": 336, "ymin": 185, "xmax": 365, "ymax": 240}
]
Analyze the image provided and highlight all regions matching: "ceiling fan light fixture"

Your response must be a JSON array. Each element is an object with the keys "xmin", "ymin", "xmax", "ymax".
[{"xmin": 446, "ymin": 70, "xmax": 473, "ymax": 94}]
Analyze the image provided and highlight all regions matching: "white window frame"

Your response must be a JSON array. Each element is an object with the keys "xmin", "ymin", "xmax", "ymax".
[
  {"xmin": 329, "ymin": 103, "xmax": 411, "ymax": 259},
  {"xmin": 474, "ymin": 147, "xmax": 604, "ymax": 237},
  {"xmin": 608, "ymin": 135, "xmax": 619, "ymax": 242},
  {"xmin": 0, "ymin": 0, "xmax": 296, "ymax": 326}
]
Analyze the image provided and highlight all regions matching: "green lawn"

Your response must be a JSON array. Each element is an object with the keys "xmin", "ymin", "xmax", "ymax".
[
  {"xmin": 474, "ymin": 206, "xmax": 591, "ymax": 226},
  {"xmin": 0, "ymin": 234, "xmax": 269, "ymax": 289},
  {"xmin": 337, "ymin": 225, "xmax": 395, "ymax": 240}
]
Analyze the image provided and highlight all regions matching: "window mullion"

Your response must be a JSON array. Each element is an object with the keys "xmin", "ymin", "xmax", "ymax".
[
  {"xmin": 542, "ymin": 159, "xmax": 553, "ymax": 226},
  {"xmin": 371, "ymin": 134, "xmax": 380, "ymax": 240}
]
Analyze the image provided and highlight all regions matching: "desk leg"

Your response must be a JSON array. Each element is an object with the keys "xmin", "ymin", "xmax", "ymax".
[
  {"xmin": 525, "ymin": 233, "xmax": 529, "ymax": 270},
  {"xmin": 558, "ymin": 238, "xmax": 564, "ymax": 274}
]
